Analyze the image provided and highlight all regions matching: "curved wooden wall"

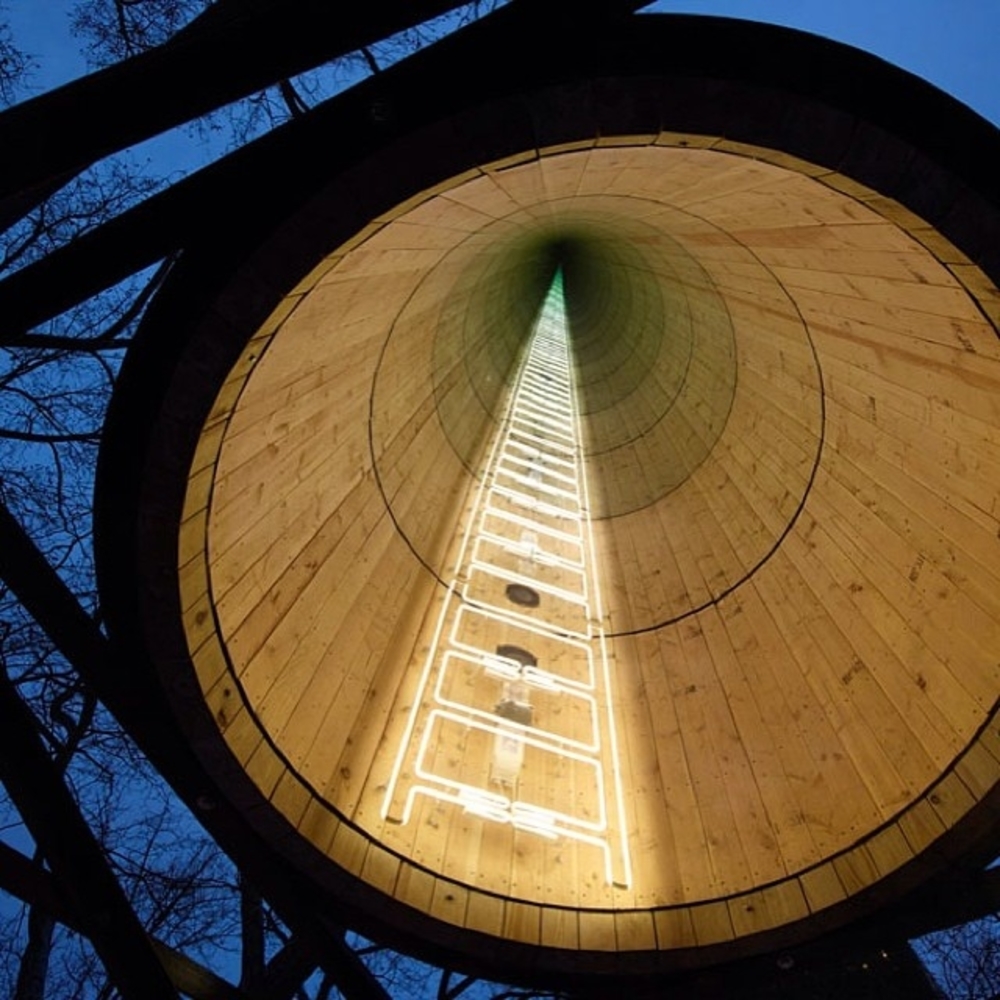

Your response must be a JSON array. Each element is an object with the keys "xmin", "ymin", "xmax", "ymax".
[{"xmin": 178, "ymin": 139, "xmax": 1000, "ymax": 953}]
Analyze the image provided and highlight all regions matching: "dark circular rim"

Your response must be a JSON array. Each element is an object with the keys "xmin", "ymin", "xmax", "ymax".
[{"xmin": 95, "ymin": 12, "xmax": 1000, "ymax": 990}]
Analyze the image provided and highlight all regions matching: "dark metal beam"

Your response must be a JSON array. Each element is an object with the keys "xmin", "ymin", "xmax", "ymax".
[
  {"xmin": 0, "ymin": 841, "xmax": 251, "ymax": 1000},
  {"xmin": 256, "ymin": 934, "xmax": 319, "ymax": 1000},
  {"xmin": 308, "ymin": 917, "xmax": 392, "ymax": 1000},
  {"xmin": 0, "ymin": 173, "xmax": 74, "ymax": 233},
  {"xmin": 0, "ymin": 0, "xmax": 646, "ymax": 339},
  {"xmin": 0, "ymin": 162, "xmax": 213, "ymax": 339},
  {"xmin": 0, "ymin": 840, "xmax": 75, "ymax": 927},
  {"xmin": 873, "ymin": 866, "xmax": 1000, "ymax": 942},
  {"xmin": 0, "ymin": 667, "xmax": 179, "ymax": 1000},
  {"xmin": 0, "ymin": 504, "xmax": 110, "ymax": 687},
  {"xmin": 0, "ymin": 0, "xmax": 473, "ymax": 203},
  {"xmin": 0, "ymin": 499, "xmax": 384, "ymax": 999},
  {"xmin": 658, "ymin": 867, "xmax": 1000, "ymax": 1000}
]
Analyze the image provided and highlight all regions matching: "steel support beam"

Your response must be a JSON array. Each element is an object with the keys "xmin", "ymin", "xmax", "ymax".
[
  {"xmin": 0, "ymin": 0, "xmax": 646, "ymax": 338},
  {"xmin": 0, "ymin": 839, "xmax": 322, "ymax": 1000},
  {"xmin": 0, "ymin": 667, "xmax": 179, "ymax": 1000},
  {"xmin": 0, "ymin": 0, "xmax": 645, "ymax": 205},
  {"xmin": 0, "ymin": 0, "xmax": 472, "ymax": 202},
  {"xmin": 0, "ymin": 501, "xmax": 385, "ymax": 998},
  {"xmin": 0, "ymin": 504, "xmax": 111, "ymax": 692}
]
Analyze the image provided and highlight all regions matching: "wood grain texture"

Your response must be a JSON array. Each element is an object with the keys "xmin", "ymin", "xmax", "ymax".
[{"xmin": 179, "ymin": 142, "xmax": 1000, "ymax": 951}]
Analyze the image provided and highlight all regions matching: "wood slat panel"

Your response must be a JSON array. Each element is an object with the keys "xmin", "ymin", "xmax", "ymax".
[{"xmin": 178, "ymin": 140, "xmax": 1000, "ymax": 954}]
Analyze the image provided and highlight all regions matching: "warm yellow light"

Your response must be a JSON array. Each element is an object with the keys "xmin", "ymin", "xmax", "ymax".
[
  {"xmin": 381, "ymin": 271, "xmax": 632, "ymax": 888},
  {"xmin": 184, "ymin": 143, "xmax": 1000, "ymax": 937}
]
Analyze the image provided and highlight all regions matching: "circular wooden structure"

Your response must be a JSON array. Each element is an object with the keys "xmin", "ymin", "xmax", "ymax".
[{"xmin": 97, "ymin": 13, "xmax": 1000, "ymax": 988}]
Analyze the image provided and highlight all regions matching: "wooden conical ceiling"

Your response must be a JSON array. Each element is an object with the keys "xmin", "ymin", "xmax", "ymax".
[
  {"xmin": 96, "ymin": 12, "xmax": 1000, "ymax": 985},
  {"xmin": 185, "ymin": 139, "xmax": 1000, "ymax": 932}
]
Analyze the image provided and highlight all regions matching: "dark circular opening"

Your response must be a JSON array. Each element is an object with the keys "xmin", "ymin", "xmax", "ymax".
[
  {"xmin": 496, "ymin": 644, "xmax": 538, "ymax": 667},
  {"xmin": 504, "ymin": 583, "xmax": 540, "ymax": 608}
]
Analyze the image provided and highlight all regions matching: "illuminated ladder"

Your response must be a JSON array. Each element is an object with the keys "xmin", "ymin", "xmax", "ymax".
[{"xmin": 382, "ymin": 274, "xmax": 632, "ymax": 888}]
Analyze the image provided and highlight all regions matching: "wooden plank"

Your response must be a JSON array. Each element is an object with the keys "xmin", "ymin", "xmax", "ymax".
[
  {"xmin": 234, "ymin": 511, "xmax": 398, "ymax": 757},
  {"xmin": 201, "ymin": 669, "xmax": 239, "ymax": 740},
  {"xmin": 822, "ymin": 443, "xmax": 1000, "ymax": 633},
  {"xmin": 393, "ymin": 864, "xmax": 436, "ymax": 915},
  {"xmin": 214, "ymin": 379, "xmax": 371, "ymax": 524},
  {"xmin": 178, "ymin": 551, "xmax": 209, "ymax": 617},
  {"xmin": 214, "ymin": 699, "xmax": 256, "ymax": 766},
  {"xmin": 779, "ymin": 521, "xmax": 943, "ymax": 802},
  {"xmin": 210, "ymin": 415, "xmax": 374, "ymax": 579},
  {"xmin": 832, "ymin": 846, "xmax": 880, "ymax": 896},
  {"xmin": 949, "ymin": 263, "xmax": 1000, "ymax": 327},
  {"xmin": 700, "ymin": 602, "xmax": 811, "ymax": 862},
  {"xmin": 703, "ymin": 172, "xmax": 883, "ymax": 230},
  {"xmin": 864, "ymin": 823, "xmax": 914, "ymax": 879},
  {"xmin": 689, "ymin": 901, "xmax": 735, "ymax": 946},
  {"xmin": 807, "ymin": 308, "xmax": 1000, "ymax": 428},
  {"xmin": 653, "ymin": 907, "xmax": 697, "ymax": 950},
  {"xmin": 297, "ymin": 797, "xmax": 341, "ymax": 859},
  {"xmin": 178, "ymin": 508, "xmax": 208, "ymax": 569},
  {"xmin": 614, "ymin": 910, "xmax": 656, "ymax": 951},
  {"xmin": 751, "ymin": 245, "xmax": 963, "ymax": 284},
  {"xmin": 706, "ymin": 592, "xmax": 826, "ymax": 872},
  {"xmin": 187, "ymin": 417, "xmax": 227, "ymax": 476},
  {"xmin": 182, "ymin": 465, "xmax": 214, "ymax": 523},
  {"xmin": 361, "ymin": 841, "xmax": 403, "ymax": 896},
  {"xmin": 926, "ymin": 771, "xmax": 978, "ymax": 830},
  {"xmin": 578, "ymin": 910, "xmax": 616, "ymax": 952},
  {"xmin": 213, "ymin": 458, "xmax": 375, "ymax": 641},
  {"xmin": 729, "ymin": 884, "xmax": 809, "ymax": 939},
  {"xmin": 647, "ymin": 154, "xmax": 795, "ymax": 217},
  {"xmin": 440, "ymin": 172, "xmax": 526, "ymax": 221},
  {"xmin": 896, "ymin": 798, "xmax": 948, "ymax": 857},
  {"xmin": 762, "ymin": 880, "xmax": 811, "ymax": 927},
  {"xmin": 242, "ymin": 739, "xmax": 285, "ymax": 801},
  {"xmin": 823, "ymin": 387, "xmax": 1000, "ymax": 564},
  {"xmin": 429, "ymin": 880, "xmax": 469, "ymax": 929},
  {"xmin": 454, "ymin": 891, "xmax": 501, "ymax": 943},
  {"xmin": 611, "ymin": 631, "xmax": 681, "ymax": 907},
  {"xmin": 722, "ymin": 221, "xmax": 916, "ymax": 254},
  {"xmin": 190, "ymin": 632, "xmax": 229, "ymax": 694},
  {"xmin": 975, "ymin": 721, "xmax": 1000, "ymax": 772},
  {"xmin": 749, "ymin": 558, "xmax": 885, "ymax": 849},
  {"xmin": 660, "ymin": 442, "xmax": 864, "ymax": 866},
  {"xmin": 630, "ymin": 627, "xmax": 718, "ymax": 902},
  {"xmin": 325, "ymin": 583, "xmax": 437, "ymax": 828},
  {"xmin": 502, "ymin": 900, "xmax": 541, "ymax": 945},
  {"xmin": 292, "ymin": 552, "xmax": 428, "ymax": 809},
  {"xmin": 540, "ymin": 907, "xmax": 579, "ymax": 950},
  {"xmin": 806, "ymin": 465, "xmax": 986, "ymax": 741},
  {"xmin": 268, "ymin": 770, "xmax": 311, "ymax": 832},
  {"xmin": 675, "ymin": 617, "xmax": 772, "ymax": 894},
  {"xmin": 771, "ymin": 266, "xmax": 984, "ymax": 321},
  {"xmin": 798, "ymin": 864, "xmax": 847, "ymax": 914}
]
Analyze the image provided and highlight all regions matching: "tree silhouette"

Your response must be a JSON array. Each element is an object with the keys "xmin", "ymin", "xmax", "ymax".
[
  {"xmin": 917, "ymin": 918, "xmax": 1000, "ymax": 1000},
  {"xmin": 0, "ymin": 5, "xmax": 542, "ymax": 998},
  {"xmin": 4, "ymin": 4, "xmax": 996, "ymax": 999}
]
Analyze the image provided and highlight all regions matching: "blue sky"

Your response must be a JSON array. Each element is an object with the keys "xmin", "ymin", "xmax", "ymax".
[
  {"xmin": 1, "ymin": 4, "xmax": 995, "ymax": 995},
  {"xmin": 6, "ymin": 3, "xmax": 86, "ymax": 92},
  {"xmin": 649, "ymin": 0, "xmax": 1000, "ymax": 126},
  {"xmin": 7, "ymin": 2, "xmax": 1000, "ymax": 129},
  {"xmin": 4, "ymin": 0, "xmax": 999, "ymax": 185}
]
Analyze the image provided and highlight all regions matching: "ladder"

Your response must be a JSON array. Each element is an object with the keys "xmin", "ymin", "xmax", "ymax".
[{"xmin": 382, "ymin": 273, "xmax": 632, "ymax": 889}]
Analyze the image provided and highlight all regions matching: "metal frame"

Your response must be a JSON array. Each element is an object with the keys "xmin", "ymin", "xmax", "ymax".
[{"xmin": 1, "ymin": 2, "xmax": 999, "ymax": 997}]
